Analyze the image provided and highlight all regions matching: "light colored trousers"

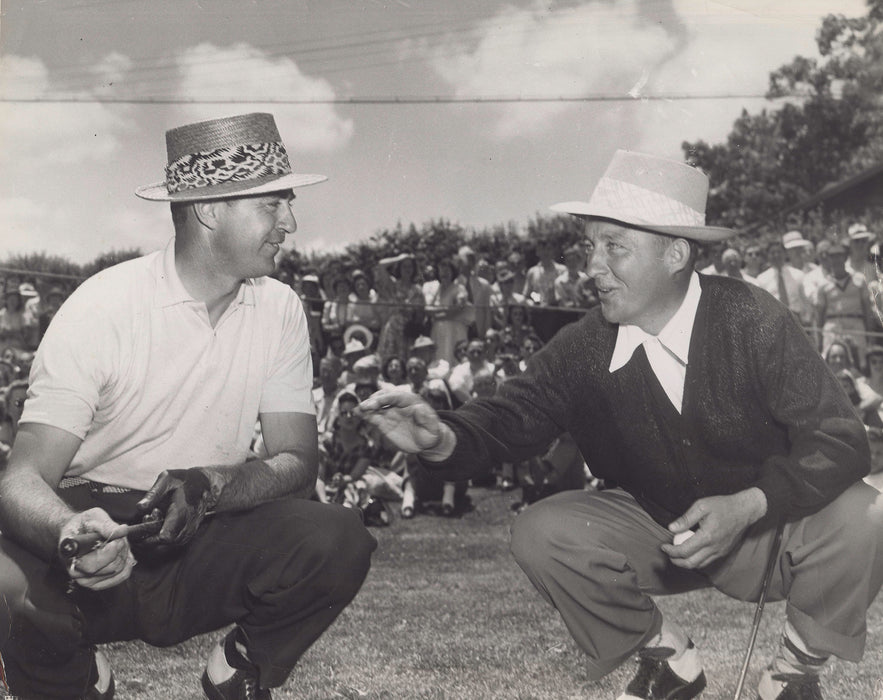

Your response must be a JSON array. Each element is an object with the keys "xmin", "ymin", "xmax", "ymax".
[{"xmin": 510, "ymin": 483, "xmax": 883, "ymax": 680}]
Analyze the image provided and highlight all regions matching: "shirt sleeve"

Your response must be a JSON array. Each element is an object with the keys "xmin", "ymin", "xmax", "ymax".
[
  {"xmin": 259, "ymin": 290, "xmax": 315, "ymax": 415},
  {"xmin": 423, "ymin": 322, "xmax": 588, "ymax": 481},
  {"xmin": 20, "ymin": 285, "xmax": 121, "ymax": 440}
]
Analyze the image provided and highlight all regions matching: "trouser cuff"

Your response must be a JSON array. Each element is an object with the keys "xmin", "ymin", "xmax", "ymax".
[
  {"xmin": 584, "ymin": 606, "xmax": 664, "ymax": 681},
  {"xmin": 787, "ymin": 603, "xmax": 865, "ymax": 662}
]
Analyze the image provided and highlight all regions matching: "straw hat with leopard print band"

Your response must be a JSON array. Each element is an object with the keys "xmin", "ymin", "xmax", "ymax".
[
  {"xmin": 550, "ymin": 149, "xmax": 734, "ymax": 243},
  {"xmin": 135, "ymin": 112, "xmax": 327, "ymax": 202}
]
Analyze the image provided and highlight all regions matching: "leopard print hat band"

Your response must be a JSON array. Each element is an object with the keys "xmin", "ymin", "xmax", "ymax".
[
  {"xmin": 135, "ymin": 113, "xmax": 327, "ymax": 201},
  {"xmin": 164, "ymin": 141, "xmax": 290, "ymax": 194}
]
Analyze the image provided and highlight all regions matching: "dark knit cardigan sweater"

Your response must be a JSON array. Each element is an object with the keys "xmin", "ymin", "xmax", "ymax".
[{"xmin": 431, "ymin": 274, "xmax": 869, "ymax": 526}]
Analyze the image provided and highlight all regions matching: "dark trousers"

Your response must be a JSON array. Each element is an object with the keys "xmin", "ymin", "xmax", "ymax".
[
  {"xmin": 0, "ymin": 494, "xmax": 377, "ymax": 699},
  {"xmin": 510, "ymin": 482, "xmax": 883, "ymax": 680}
]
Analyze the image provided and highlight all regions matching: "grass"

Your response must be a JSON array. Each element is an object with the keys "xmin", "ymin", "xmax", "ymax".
[{"xmin": 102, "ymin": 486, "xmax": 883, "ymax": 699}]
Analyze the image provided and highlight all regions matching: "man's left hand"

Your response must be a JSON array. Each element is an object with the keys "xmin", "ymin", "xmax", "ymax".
[
  {"xmin": 136, "ymin": 469, "xmax": 218, "ymax": 546},
  {"xmin": 661, "ymin": 487, "xmax": 767, "ymax": 570}
]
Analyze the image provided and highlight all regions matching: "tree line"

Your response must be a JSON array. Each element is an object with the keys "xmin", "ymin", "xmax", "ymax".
[{"xmin": 4, "ymin": 1, "xmax": 882, "ymax": 283}]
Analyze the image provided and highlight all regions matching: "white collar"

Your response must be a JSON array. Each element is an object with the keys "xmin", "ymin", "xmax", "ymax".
[{"xmin": 609, "ymin": 272, "xmax": 702, "ymax": 373}]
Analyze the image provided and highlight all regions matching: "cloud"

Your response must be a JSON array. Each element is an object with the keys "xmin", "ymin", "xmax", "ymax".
[
  {"xmin": 91, "ymin": 52, "xmax": 134, "ymax": 97},
  {"xmin": 420, "ymin": 0, "xmax": 681, "ymax": 139},
  {"xmin": 0, "ymin": 54, "xmax": 133, "ymax": 165},
  {"xmin": 628, "ymin": 0, "xmax": 870, "ymax": 155},
  {"xmin": 0, "ymin": 198, "xmax": 49, "ymax": 252},
  {"xmin": 171, "ymin": 43, "xmax": 354, "ymax": 152}
]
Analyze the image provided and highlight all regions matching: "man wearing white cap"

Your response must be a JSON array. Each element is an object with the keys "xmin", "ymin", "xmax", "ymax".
[
  {"xmin": 782, "ymin": 231, "xmax": 817, "ymax": 274},
  {"xmin": 756, "ymin": 239, "xmax": 813, "ymax": 327},
  {"xmin": 0, "ymin": 113, "xmax": 376, "ymax": 700},
  {"xmin": 361, "ymin": 150, "xmax": 883, "ymax": 700},
  {"xmin": 846, "ymin": 222, "xmax": 875, "ymax": 281}
]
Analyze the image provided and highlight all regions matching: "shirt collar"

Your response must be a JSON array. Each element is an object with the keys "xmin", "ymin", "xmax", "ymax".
[
  {"xmin": 609, "ymin": 271, "xmax": 702, "ymax": 373},
  {"xmin": 153, "ymin": 237, "xmax": 255, "ymax": 309}
]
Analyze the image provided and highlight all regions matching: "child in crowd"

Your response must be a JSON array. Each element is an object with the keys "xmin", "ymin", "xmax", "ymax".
[
  {"xmin": 317, "ymin": 390, "xmax": 399, "ymax": 526},
  {"xmin": 399, "ymin": 379, "xmax": 466, "ymax": 518}
]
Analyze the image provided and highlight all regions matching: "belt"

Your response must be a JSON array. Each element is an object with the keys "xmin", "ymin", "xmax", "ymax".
[
  {"xmin": 826, "ymin": 314, "xmax": 864, "ymax": 320},
  {"xmin": 58, "ymin": 475, "xmax": 136, "ymax": 494}
]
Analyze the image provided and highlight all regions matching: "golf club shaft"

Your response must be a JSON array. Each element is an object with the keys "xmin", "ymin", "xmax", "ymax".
[{"xmin": 732, "ymin": 518, "xmax": 786, "ymax": 700}]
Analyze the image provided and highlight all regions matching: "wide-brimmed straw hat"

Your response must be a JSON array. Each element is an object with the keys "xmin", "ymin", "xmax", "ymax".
[
  {"xmin": 848, "ymin": 223, "xmax": 873, "ymax": 241},
  {"xmin": 343, "ymin": 324, "xmax": 374, "ymax": 351},
  {"xmin": 410, "ymin": 336, "xmax": 437, "ymax": 353},
  {"xmin": 550, "ymin": 150, "xmax": 734, "ymax": 242},
  {"xmin": 135, "ymin": 113, "xmax": 327, "ymax": 202},
  {"xmin": 782, "ymin": 231, "xmax": 810, "ymax": 250}
]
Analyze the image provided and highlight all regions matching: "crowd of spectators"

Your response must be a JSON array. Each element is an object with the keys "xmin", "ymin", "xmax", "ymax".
[
  {"xmin": 6, "ymin": 220, "xmax": 883, "ymax": 520},
  {"xmin": 0, "ymin": 276, "xmax": 74, "ymax": 465},
  {"xmin": 289, "ymin": 221, "xmax": 883, "ymax": 521},
  {"xmin": 273, "ymin": 236, "xmax": 600, "ymax": 522}
]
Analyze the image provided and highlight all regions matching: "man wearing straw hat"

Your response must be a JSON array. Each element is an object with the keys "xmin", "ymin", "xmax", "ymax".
[
  {"xmin": 361, "ymin": 150, "xmax": 883, "ymax": 700},
  {"xmin": 0, "ymin": 113, "xmax": 376, "ymax": 700}
]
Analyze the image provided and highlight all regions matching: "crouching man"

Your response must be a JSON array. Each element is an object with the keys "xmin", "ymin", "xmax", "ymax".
[
  {"xmin": 0, "ymin": 113, "xmax": 376, "ymax": 700},
  {"xmin": 361, "ymin": 150, "xmax": 883, "ymax": 699}
]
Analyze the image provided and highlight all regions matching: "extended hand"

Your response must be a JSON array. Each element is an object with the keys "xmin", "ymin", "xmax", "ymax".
[
  {"xmin": 136, "ymin": 468, "xmax": 217, "ymax": 546},
  {"xmin": 59, "ymin": 508, "xmax": 135, "ymax": 590},
  {"xmin": 661, "ymin": 488, "xmax": 768, "ymax": 570},
  {"xmin": 358, "ymin": 391, "xmax": 453, "ymax": 459}
]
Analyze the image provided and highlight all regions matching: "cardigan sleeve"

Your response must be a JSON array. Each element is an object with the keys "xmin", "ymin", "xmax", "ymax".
[
  {"xmin": 421, "ymin": 320, "xmax": 597, "ymax": 482},
  {"xmin": 751, "ymin": 308, "xmax": 870, "ymax": 520}
]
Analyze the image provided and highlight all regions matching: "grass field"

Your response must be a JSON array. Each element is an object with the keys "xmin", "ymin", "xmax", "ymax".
[{"xmin": 102, "ymin": 486, "xmax": 883, "ymax": 699}]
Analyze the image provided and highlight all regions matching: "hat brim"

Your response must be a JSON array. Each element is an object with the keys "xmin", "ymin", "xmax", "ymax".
[
  {"xmin": 384, "ymin": 253, "xmax": 416, "ymax": 266},
  {"xmin": 550, "ymin": 202, "xmax": 735, "ymax": 243},
  {"xmin": 135, "ymin": 172, "xmax": 328, "ymax": 202},
  {"xmin": 343, "ymin": 324, "xmax": 374, "ymax": 350}
]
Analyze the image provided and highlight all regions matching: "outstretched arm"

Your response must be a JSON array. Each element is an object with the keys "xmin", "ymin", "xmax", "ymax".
[{"xmin": 359, "ymin": 391, "xmax": 457, "ymax": 462}]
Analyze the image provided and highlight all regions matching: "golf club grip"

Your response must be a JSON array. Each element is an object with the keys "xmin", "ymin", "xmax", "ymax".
[
  {"xmin": 59, "ymin": 531, "xmax": 106, "ymax": 558},
  {"xmin": 58, "ymin": 520, "xmax": 162, "ymax": 558}
]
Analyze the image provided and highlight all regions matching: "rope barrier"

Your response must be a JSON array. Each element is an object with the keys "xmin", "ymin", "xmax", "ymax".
[
  {"xmin": 0, "ymin": 266, "xmax": 86, "ymax": 283},
  {"xmin": 299, "ymin": 295, "xmax": 592, "ymax": 316}
]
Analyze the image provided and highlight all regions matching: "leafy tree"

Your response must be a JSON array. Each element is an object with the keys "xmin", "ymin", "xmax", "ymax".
[
  {"xmin": 82, "ymin": 248, "xmax": 143, "ymax": 278},
  {"xmin": 683, "ymin": 0, "xmax": 883, "ymax": 236}
]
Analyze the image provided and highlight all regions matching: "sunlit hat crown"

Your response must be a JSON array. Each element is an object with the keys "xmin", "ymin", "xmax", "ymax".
[
  {"xmin": 550, "ymin": 150, "xmax": 734, "ymax": 242},
  {"xmin": 135, "ymin": 112, "xmax": 327, "ymax": 202}
]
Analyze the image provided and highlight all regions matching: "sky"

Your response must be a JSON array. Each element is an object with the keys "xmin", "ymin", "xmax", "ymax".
[{"xmin": 0, "ymin": 0, "xmax": 871, "ymax": 265}]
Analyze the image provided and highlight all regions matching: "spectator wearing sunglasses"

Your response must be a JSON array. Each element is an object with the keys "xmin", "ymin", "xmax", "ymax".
[{"xmin": 742, "ymin": 243, "xmax": 765, "ymax": 280}]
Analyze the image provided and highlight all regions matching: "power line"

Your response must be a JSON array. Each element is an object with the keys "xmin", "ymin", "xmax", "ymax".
[{"xmin": 0, "ymin": 93, "xmax": 788, "ymax": 105}]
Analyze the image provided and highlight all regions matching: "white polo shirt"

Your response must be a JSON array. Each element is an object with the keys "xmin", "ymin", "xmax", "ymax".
[{"xmin": 22, "ymin": 238, "xmax": 314, "ymax": 490}]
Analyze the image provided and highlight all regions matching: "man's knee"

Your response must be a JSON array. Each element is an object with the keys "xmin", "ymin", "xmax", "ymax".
[
  {"xmin": 813, "ymin": 481, "xmax": 883, "ymax": 549},
  {"xmin": 277, "ymin": 502, "xmax": 376, "ymax": 600},
  {"xmin": 313, "ymin": 504, "xmax": 376, "ymax": 574},
  {"xmin": 510, "ymin": 495, "xmax": 582, "ymax": 570}
]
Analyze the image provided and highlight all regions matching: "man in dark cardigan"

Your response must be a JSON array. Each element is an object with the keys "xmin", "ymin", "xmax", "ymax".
[{"xmin": 360, "ymin": 150, "xmax": 883, "ymax": 700}]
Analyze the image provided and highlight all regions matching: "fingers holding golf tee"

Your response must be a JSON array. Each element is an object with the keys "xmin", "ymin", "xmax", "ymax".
[
  {"xmin": 136, "ymin": 468, "xmax": 218, "ymax": 546},
  {"xmin": 58, "ymin": 508, "xmax": 136, "ymax": 590},
  {"xmin": 358, "ymin": 391, "xmax": 457, "ymax": 461}
]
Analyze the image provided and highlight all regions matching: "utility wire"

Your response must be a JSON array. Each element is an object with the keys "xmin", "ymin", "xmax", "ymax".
[{"xmin": 0, "ymin": 93, "xmax": 787, "ymax": 105}]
